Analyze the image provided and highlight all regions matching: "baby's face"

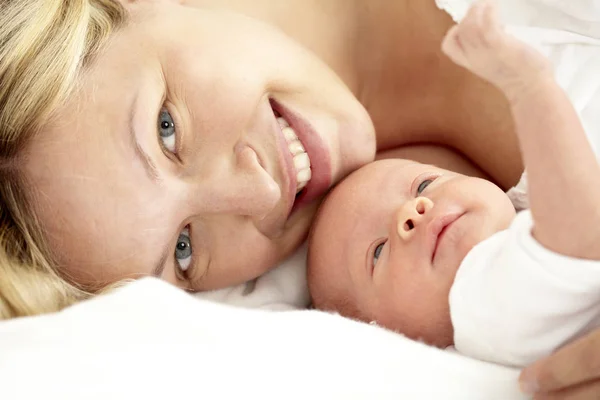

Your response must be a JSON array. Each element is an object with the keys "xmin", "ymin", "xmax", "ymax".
[{"xmin": 309, "ymin": 159, "xmax": 515, "ymax": 346}]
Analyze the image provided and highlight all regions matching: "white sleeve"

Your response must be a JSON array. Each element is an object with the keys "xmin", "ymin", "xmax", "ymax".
[{"xmin": 450, "ymin": 210, "xmax": 600, "ymax": 367}]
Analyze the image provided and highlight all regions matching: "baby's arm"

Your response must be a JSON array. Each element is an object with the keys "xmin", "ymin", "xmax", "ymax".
[{"xmin": 442, "ymin": 0, "xmax": 600, "ymax": 260}]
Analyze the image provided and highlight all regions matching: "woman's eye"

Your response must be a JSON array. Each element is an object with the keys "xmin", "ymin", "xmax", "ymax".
[
  {"xmin": 175, "ymin": 228, "xmax": 193, "ymax": 275},
  {"xmin": 373, "ymin": 242, "xmax": 386, "ymax": 266},
  {"xmin": 158, "ymin": 108, "xmax": 177, "ymax": 153},
  {"xmin": 417, "ymin": 179, "xmax": 434, "ymax": 195}
]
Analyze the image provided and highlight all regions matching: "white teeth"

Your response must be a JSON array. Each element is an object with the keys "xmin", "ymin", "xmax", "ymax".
[
  {"xmin": 297, "ymin": 180, "xmax": 308, "ymax": 191},
  {"xmin": 288, "ymin": 140, "xmax": 305, "ymax": 155},
  {"xmin": 282, "ymin": 127, "xmax": 297, "ymax": 142},
  {"xmin": 277, "ymin": 117, "xmax": 289, "ymax": 129},
  {"xmin": 279, "ymin": 116, "xmax": 312, "ymax": 194},
  {"xmin": 297, "ymin": 168, "xmax": 312, "ymax": 185},
  {"xmin": 293, "ymin": 152, "xmax": 310, "ymax": 170}
]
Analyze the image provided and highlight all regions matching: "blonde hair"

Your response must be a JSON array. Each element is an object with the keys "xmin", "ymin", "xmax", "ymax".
[{"xmin": 0, "ymin": 0, "xmax": 126, "ymax": 319}]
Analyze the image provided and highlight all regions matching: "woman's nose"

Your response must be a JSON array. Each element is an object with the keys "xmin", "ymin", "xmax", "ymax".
[
  {"xmin": 188, "ymin": 144, "xmax": 281, "ymax": 218},
  {"xmin": 395, "ymin": 197, "xmax": 434, "ymax": 241}
]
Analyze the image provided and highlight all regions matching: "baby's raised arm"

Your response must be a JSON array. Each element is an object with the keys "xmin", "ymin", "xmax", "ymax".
[{"xmin": 442, "ymin": 0, "xmax": 600, "ymax": 260}]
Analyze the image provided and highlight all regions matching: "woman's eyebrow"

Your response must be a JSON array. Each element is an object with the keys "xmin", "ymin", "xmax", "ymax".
[
  {"xmin": 128, "ymin": 90, "xmax": 168, "ymax": 278},
  {"xmin": 152, "ymin": 247, "xmax": 170, "ymax": 278},
  {"xmin": 128, "ymin": 91, "xmax": 162, "ymax": 183}
]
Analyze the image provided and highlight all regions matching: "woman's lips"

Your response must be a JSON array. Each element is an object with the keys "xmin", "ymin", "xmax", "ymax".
[
  {"xmin": 269, "ymin": 99, "xmax": 332, "ymax": 217},
  {"xmin": 430, "ymin": 212, "xmax": 465, "ymax": 264}
]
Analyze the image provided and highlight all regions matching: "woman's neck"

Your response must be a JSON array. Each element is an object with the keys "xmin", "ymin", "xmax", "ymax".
[{"xmin": 353, "ymin": 0, "xmax": 464, "ymax": 141}]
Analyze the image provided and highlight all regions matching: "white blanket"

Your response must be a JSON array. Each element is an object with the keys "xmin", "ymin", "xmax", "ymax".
[
  {"xmin": 0, "ymin": 278, "xmax": 525, "ymax": 400},
  {"xmin": 1, "ymin": 2, "xmax": 599, "ymax": 399}
]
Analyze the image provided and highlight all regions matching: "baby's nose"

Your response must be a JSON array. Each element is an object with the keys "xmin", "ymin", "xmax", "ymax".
[{"xmin": 396, "ymin": 197, "xmax": 434, "ymax": 241}]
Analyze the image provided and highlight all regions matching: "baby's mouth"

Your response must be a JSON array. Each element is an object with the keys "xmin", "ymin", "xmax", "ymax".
[{"xmin": 431, "ymin": 212, "xmax": 465, "ymax": 264}]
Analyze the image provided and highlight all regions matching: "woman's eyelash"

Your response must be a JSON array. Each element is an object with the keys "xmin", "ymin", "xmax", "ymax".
[
  {"xmin": 174, "ymin": 227, "xmax": 193, "ymax": 280},
  {"xmin": 158, "ymin": 107, "xmax": 179, "ymax": 155}
]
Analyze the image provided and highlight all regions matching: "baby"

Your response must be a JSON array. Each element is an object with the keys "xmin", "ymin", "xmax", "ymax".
[{"xmin": 308, "ymin": 1, "xmax": 600, "ymax": 367}]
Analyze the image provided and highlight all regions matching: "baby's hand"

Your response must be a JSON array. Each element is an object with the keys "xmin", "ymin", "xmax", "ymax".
[{"xmin": 442, "ymin": 0, "xmax": 552, "ymax": 101}]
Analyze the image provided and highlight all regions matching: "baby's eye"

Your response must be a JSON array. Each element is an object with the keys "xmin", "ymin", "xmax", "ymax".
[
  {"xmin": 373, "ymin": 242, "xmax": 386, "ymax": 266},
  {"xmin": 175, "ymin": 228, "xmax": 193, "ymax": 276},
  {"xmin": 158, "ymin": 108, "xmax": 177, "ymax": 153},
  {"xmin": 417, "ymin": 179, "xmax": 434, "ymax": 195}
]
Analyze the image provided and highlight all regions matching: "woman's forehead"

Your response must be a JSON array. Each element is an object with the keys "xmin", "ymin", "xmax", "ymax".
[
  {"xmin": 26, "ymin": 153, "xmax": 176, "ymax": 285},
  {"xmin": 24, "ymin": 70, "xmax": 175, "ymax": 287}
]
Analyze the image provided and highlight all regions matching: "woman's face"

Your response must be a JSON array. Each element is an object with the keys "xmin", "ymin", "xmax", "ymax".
[{"xmin": 25, "ymin": 0, "xmax": 375, "ymax": 290}]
